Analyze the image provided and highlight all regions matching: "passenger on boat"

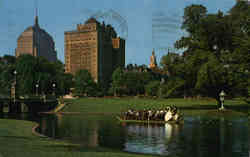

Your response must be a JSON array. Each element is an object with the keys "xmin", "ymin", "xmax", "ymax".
[
  {"xmin": 121, "ymin": 106, "xmax": 182, "ymax": 122},
  {"xmin": 148, "ymin": 109, "xmax": 153, "ymax": 121}
]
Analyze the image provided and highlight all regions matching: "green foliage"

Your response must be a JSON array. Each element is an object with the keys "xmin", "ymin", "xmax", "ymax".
[
  {"xmin": 195, "ymin": 54, "xmax": 225, "ymax": 99},
  {"xmin": 145, "ymin": 81, "xmax": 160, "ymax": 96},
  {"xmin": 60, "ymin": 73, "xmax": 74, "ymax": 94},
  {"xmin": 123, "ymin": 71, "xmax": 138, "ymax": 95},
  {"xmin": 111, "ymin": 67, "xmax": 124, "ymax": 96},
  {"xmin": 160, "ymin": 77, "xmax": 185, "ymax": 98},
  {"xmin": 160, "ymin": 52, "xmax": 184, "ymax": 76},
  {"xmin": 0, "ymin": 54, "xmax": 73, "ymax": 96},
  {"xmin": 74, "ymin": 69, "xmax": 97, "ymax": 97},
  {"xmin": 111, "ymin": 67, "xmax": 153, "ymax": 96},
  {"xmin": 182, "ymin": 4, "xmax": 207, "ymax": 35},
  {"xmin": 162, "ymin": 1, "xmax": 250, "ymax": 100}
]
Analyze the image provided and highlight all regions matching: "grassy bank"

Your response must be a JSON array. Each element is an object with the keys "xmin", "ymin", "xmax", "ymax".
[
  {"xmin": 0, "ymin": 118, "xmax": 159, "ymax": 157},
  {"xmin": 62, "ymin": 97, "xmax": 249, "ymax": 116}
]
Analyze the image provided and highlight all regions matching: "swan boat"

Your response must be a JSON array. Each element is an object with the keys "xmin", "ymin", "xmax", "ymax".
[{"xmin": 116, "ymin": 116, "xmax": 184, "ymax": 125}]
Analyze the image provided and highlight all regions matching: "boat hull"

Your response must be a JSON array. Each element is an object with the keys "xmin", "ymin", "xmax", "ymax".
[{"xmin": 116, "ymin": 116, "xmax": 184, "ymax": 124}]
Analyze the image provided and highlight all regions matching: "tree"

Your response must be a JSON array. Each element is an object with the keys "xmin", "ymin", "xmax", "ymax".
[
  {"xmin": 2, "ymin": 55, "xmax": 16, "ymax": 65},
  {"xmin": 160, "ymin": 52, "xmax": 184, "ymax": 76},
  {"xmin": 160, "ymin": 77, "xmax": 185, "ymax": 98},
  {"xmin": 111, "ymin": 67, "xmax": 124, "ymax": 96},
  {"xmin": 145, "ymin": 81, "xmax": 160, "ymax": 97},
  {"xmin": 194, "ymin": 54, "xmax": 224, "ymax": 100},
  {"xmin": 169, "ymin": 2, "xmax": 250, "ymax": 101},
  {"xmin": 0, "ymin": 54, "xmax": 72, "ymax": 96},
  {"xmin": 74, "ymin": 69, "xmax": 96, "ymax": 96},
  {"xmin": 0, "ymin": 57, "xmax": 16, "ymax": 96},
  {"xmin": 182, "ymin": 4, "xmax": 207, "ymax": 35},
  {"xmin": 60, "ymin": 73, "xmax": 74, "ymax": 94}
]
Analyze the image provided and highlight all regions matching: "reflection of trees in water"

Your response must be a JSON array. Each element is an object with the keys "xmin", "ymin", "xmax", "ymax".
[
  {"xmin": 39, "ymin": 115, "xmax": 126, "ymax": 149},
  {"xmin": 38, "ymin": 115, "xmax": 249, "ymax": 156},
  {"xmin": 126, "ymin": 123, "xmax": 180, "ymax": 142},
  {"xmin": 98, "ymin": 119, "xmax": 126, "ymax": 150},
  {"xmin": 0, "ymin": 113, "xmax": 4, "ymax": 119},
  {"xmin": 124, "ymin": 117, "xmax": 249, "ymax": 156},
  {"xmin": 88, "ymin": 123, "xmax": 98, "ymax": 147},
  {"xmin": 44, "ymin": 115, "xmax": 58, "ymax": 138},
  {"xmin": 180, "ymin": 117, "xmax": 248, "ymax": 157},
  {"xmin": 41, "ymin": 117, "xmax": 47, "ymax": 135},
  {"xmin": 249, "ymin": 118, "xmax": 250, "ymax": 154}
]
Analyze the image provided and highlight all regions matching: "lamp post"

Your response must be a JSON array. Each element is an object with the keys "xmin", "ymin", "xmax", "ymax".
[
  {"xmin": 35, "ymin": 84, "xmax": 39, "ymax": 96},
  {"xmin": 13, "ymin": 70, "xmax": 17, "ymax": 84},
  {"xmin": 13, "ymin": 70, "xmax": 17, "ymax": 103},
  {"xmin": 219, "ymin": 90, "xmax": 226, "ymax": 110},
  {"xmin": 52, "ymin": 83, "xmax": 56, "ymax": 96}
]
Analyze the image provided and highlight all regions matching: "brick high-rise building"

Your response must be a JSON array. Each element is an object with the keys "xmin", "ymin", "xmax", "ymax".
[
  {"xmin": 65, "ymin": 18, "xmax": 125, "ymax": 82},
  {"xmin": 15, "ymin": 15, "xmax": 57, "ymax": 62}
]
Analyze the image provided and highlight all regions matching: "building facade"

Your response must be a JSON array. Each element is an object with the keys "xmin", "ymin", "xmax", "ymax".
[
  {"xmin": 15, "ymin": 16, "xmax": 57, "ymax": 62},
  {"xmin": 65, "ymin": 18, "xmax": 125, "ymax": 82}
]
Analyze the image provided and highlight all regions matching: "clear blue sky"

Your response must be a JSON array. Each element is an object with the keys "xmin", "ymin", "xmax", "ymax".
[{"xmin": 0, "ymin": 0, "xmax": 236, "ymax": 65}]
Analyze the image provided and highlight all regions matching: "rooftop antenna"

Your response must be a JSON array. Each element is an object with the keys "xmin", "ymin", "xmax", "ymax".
[
  {"xmin": 34, "ymin": 0, "xmax": 39, "ymax": 26},
  {"xmin": 34, "ymin": 0, "xmax": 40, "ymax": 57}
]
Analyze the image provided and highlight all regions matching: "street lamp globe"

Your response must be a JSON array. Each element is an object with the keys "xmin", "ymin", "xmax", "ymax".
[{"xmin": 35, "ymin": 84, "xmax": 39, "ymax": 96}]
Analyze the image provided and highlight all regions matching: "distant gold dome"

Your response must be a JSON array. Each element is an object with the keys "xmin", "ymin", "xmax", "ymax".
[{"xmin": 149, "ymin": 49, "xmax": 157, "ymax": 68}]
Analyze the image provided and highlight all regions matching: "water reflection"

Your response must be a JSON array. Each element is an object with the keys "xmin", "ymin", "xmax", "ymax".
[
  {"xmin": 181, "ymin": 116, "xmax": 249, "ymax": 157},
  {"xmin": 39, "ymin": 114, "xmax": 126, "ymax": 149},
  {"xmin": 37, "ymin": 114, "xmax": 249, "ymax": 157},
  {"xmin": 124, "ymin": 123, "xmax": 181, "ymax": 155}
]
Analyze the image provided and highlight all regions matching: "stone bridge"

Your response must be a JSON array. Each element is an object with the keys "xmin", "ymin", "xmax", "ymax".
[{"xmin": 0, "ymin": 97, "xmax": 58, "ymax": 113}]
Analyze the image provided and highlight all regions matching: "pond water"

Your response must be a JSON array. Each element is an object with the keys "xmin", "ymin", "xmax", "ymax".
[{"xmin": 37, "ymin": 112, "xmax": 249, "ymax": 157}]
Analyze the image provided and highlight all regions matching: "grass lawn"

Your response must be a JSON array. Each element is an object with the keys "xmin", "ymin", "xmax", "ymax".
[{"xmin": 62, "ymin": 97, "xmax": 249, "ymax": 117}]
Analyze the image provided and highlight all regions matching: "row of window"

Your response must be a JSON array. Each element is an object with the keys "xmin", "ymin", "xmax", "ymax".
[
  {"xmin": 67, "ymin": 43, "xmax": 96, "ymax": 47},
  {"xmin": 66, "ymin": 37, "xmax": 96, "ymax": 41},
  {"xmin": 78, "ymin": 26, "xmax": 96, "ymax": 31}
]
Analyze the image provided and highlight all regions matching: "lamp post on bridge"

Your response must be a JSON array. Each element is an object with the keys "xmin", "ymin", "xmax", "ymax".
[
  {"xmin": 13, "ymin": 70, "xmax": 17, "ymax": 84},
  {"xmin": 12, "ymin": 70, "xmax": 17, "ymax": 103},
  {"xmin": 219, "ymin": 90, "xmax": 226, "ymax": 110},
  {"xmin": 52, "ymin": 83, "xmax": 56, "ymax": 96},
  {"xmin": 9, "ymin": 70, "xmax": 17, "ymax": 113},
  {"xmin": 35, "ymin": 84, "xmax": 39, "ymax": 96}
]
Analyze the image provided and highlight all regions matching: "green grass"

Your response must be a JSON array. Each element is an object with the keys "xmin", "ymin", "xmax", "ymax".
[
  {"xmin": 62, "ymin": 97, "xmax": 215, "ymax": 113},
  {"xmin": 62, "ymin": 97, "xmax": 249, "ymax": 116},
  {"xmin": 0, "ymin": 118, "xmax": 160, "ymax": 157}
]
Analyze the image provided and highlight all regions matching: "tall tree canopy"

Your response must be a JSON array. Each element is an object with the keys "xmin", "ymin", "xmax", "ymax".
[
  {"xmin": 0, "ymin": 54, "xmax": 73, "ymax": 96},
  {"xmin": 160, "ymin": 1, "xmax": 250, "ymax": 102},
  {"xmin": 74, "ymin": 69, "xmax": 96, "ymax": 97}
]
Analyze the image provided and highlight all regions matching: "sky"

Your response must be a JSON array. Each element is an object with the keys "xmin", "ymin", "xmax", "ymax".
[{"xmin": 0, "ymin": 0, "xmax": 236, "ymax": 65}]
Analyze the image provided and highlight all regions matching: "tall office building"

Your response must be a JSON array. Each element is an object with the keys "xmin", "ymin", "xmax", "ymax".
[
  {"xmin": 65, "ymin": 18, "xmax": 125, "ymax": 82},
  {"xmin": 15, "ymin": 14, "xmax": 57, "ymax": 62}
]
